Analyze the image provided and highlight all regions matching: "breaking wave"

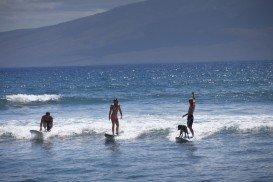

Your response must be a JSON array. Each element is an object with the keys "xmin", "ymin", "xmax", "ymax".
[
  {"xmin": 5, "ymin": 94, "xmax": 61, "ymax": 103},
  {"xmin": 1, "ymin": 113, "xmax": 273, "ymax": 141}
]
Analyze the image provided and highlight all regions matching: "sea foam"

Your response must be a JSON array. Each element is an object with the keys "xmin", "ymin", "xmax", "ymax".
[
  {"xmin": 5, "ymin": 94, "xmax": 61, "ymax": 103},
  {"xmin": 1, "ymin": 113, "xmax": 273, "ymax": 141}
]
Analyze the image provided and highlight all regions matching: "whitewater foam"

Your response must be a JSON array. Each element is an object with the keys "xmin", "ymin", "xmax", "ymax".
[
  {"xmin": 5, "ymin": 94, "xmax": 61, "ymax": 103},
  {"xmin": 1, "ymin": 113, "xmax": 272, "ymax": 142}
]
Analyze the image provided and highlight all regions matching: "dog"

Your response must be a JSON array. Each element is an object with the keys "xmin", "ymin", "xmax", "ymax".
[{"xmin": 178, "ymin": 125, "xmax": 189, "ymax": 139}]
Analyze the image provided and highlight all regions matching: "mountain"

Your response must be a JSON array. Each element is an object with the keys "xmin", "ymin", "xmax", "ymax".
[{"xmin": 0, "ymin": 0, "xmax": 273, "ymax": 67}]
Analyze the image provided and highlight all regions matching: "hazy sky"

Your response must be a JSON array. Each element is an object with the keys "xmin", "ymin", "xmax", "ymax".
[{"xmin": 0, "ymin": 0, "xmax": 145, "ymax": 32}]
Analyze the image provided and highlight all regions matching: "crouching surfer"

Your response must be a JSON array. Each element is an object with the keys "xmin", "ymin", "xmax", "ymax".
[{"xmin": 40, "ymin": 112, "xmax": 53, "ymax": 132}]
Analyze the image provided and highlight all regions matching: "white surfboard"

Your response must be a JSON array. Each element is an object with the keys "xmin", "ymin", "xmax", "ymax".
[
  {"xmin": 30, "ymin": 130, "xmax": 45, "ymax": 140},
  {"xmin": 175, "ymin": 137, "xmax": 191, "ymax": 143},
  {"xmin": 104, "ymin": 131, "xmax": 123, "ymax": 139},
  {"xmin": 104, "ymin": 133, "xmax": 118, "ymax": 140}
]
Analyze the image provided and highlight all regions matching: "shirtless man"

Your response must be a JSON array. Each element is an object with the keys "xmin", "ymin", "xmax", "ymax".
[
  {"xmin": 183, "ymin": 92, "xmax": 196, "ymax": 137},
  {"xmin": 109, "ymin": 99, "xmax": 123, "ymax": 135},
  {"xmin": 40, "ymin": 112, "xmax": 53, "ymax": 131}
]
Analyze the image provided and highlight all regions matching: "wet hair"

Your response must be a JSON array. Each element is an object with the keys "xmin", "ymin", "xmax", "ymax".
[
  {"xmin": 113, "ymin": 98, "xmax": 118, "ymax": 103},
  {"xmin": 46, "ymin": 112, "xmax": 50, "ymax": 115}
]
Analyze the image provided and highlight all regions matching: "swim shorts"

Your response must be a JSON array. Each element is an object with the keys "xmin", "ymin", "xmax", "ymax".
[
  {"xmin": 46, "ymin": 121, "xmax": 53, "ymax": 131},
  {"xmin": 187, "ymin": 115, "xmax": 194, "ymax": 127}
]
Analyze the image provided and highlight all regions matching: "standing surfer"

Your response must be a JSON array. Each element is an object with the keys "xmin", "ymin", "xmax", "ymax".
[
  {"xmin": 109, "ymin": 99, "xmax": 123, "ymax": 135},
  {"xmin": 182, "ymin": 92, "xmax": 196, "ymax": 137}
]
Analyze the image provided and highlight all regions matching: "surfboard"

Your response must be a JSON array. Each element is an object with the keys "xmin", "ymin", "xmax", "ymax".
[
  {"xmin": 175, "ymin": 137, "xmax": 191, "ymax": 143},
  {"xmin": 104, "ymin": 133, "xmax": 116, "ymax": 139},
  {"xmin": 30, "ymin": 130, "xmax": 44, "ymax": 140},
  {"xmin": 104, "ymin": 130, "xmax": 123, "ymax": 138},
  {"xmin": 104, "ymin": 133, "xmax": 117, "ymax": 140}
]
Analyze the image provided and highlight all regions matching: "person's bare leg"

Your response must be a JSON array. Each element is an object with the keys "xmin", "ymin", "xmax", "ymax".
[
  {"xmin": 111, "ymin": 121, "xmax": 115, "ymax": 135},
  {"xmin": 116, "ymin": 121, "xmax": 119, "ymax": 135},
  {"xmin": 188, "ymin": 126, "xmax": 194, "ymax": 137}
]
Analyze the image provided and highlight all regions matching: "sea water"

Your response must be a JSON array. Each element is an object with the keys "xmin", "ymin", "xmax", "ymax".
[{"xmin": 0, "ymin": 61, "xmax": 273, "ymax": 181}]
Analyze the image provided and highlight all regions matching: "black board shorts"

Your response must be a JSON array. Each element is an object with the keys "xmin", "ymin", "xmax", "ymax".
[
  {"xmin": 46, "ymin": 121, "xmax": 53, "ymax": 131},
  {"xmin": 187, "ymin": 115, "xmax": 194, "ymax": 127}
]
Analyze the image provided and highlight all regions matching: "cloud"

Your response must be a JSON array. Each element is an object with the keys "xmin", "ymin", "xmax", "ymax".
[
  {"xmin": 0, "ymin": 9, "xmax": 106, "ymax": 32},
  {"xmin": 0, "ymin": 0, "xmax": 60, "ymax": 12},
  {"xmin": 22, "ymin": 1, "xmax": 61, "ymax": 10}
]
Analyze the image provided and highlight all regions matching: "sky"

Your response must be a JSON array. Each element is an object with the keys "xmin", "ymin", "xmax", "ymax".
[{"xmin": 0, "ymin": 0, "xmax": 145, "ymax": 32}]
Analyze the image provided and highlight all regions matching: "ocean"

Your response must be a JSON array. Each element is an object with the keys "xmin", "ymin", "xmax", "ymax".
[{"xmin": 0, "ymin": 61, "xmax": 273, "ymax": 181}]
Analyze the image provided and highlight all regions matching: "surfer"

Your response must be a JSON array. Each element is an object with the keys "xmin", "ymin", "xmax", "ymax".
[
  {"xmin": 182, "ymin": 92, "xmax": 196, "ymax": 137},
  {"xmin": 109, "ymin": 99, "xmax": 123, "ymax": 135},
  {"xmin": 40, "ymin": 112, "xmax": 53, "ymax": 131}
]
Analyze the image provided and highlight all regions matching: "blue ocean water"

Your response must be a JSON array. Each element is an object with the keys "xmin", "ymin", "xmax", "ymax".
[{"xmin": 0, "ymin": 61, "xmax": 273, "ymax": 181}]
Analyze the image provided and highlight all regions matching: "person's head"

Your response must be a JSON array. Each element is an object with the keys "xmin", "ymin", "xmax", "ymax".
[
  {"xmin": 46, "ymin": 112, "xmax": 50, "ymax": 116},
  {"xmin": 188, "ymin": 98, "xmax": 195, "ymax": 105},
  {"xmin": 113, "ymin": 98, "xmax": 118, "ymax": 105}
]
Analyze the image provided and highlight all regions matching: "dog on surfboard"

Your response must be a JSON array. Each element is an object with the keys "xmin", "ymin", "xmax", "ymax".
[{"xmin": 178, "ymin": 125, "xmax": 189, "ymax": 139}]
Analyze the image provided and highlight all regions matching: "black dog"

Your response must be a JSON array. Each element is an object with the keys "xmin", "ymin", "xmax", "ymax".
[{"xmin": 178, "ymin": 125, "xmax": 189, "ymax": 139}]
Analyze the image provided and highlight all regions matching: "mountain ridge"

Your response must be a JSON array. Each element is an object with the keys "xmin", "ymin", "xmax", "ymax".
[{"xmin": 1, "ymin": 0, "xmax": 273, "ymax": 67}]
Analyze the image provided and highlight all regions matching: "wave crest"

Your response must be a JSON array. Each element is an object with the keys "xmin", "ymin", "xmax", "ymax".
[{"xmin": 5, "ymin": 94, "xmax": 61, "ymax": 103}]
